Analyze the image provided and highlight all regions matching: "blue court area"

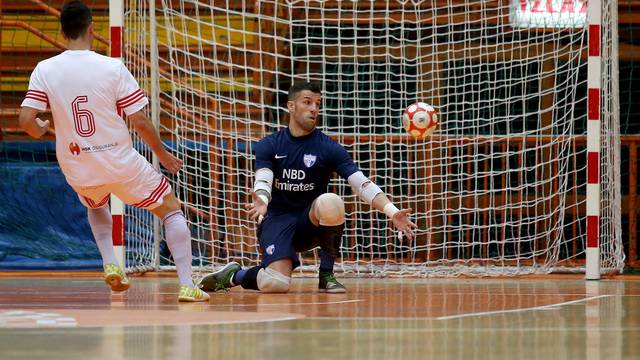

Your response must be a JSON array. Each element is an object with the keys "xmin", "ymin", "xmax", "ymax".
[
  {"xmin": 0, "ymin": 141, "xmax": 100, "ymax": 269},
  {"xmin": 0, "ymin": 140, "xmax": 244, "ymax": 270}
]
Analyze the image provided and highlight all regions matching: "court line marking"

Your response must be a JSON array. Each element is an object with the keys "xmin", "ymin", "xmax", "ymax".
[
  {"xmin": 0, "ymin": 309, "xmax": 302, "ymax": 328},
  {"xmin": 208, "ymin": 299, "xmax": 365, "ymax": 307},
  {"xmin": 435, "ymin": 294, "xmax": 612, "ymax": 320},
  {"xmin": 162, "ymin": 327, "xmax": 640, "ymax": 334},
  {"xmin": 0, "ymin": 315, "xmax": 302, "ymax": 329},
  {"xmin": 91, "ymin": 316, "xmax": 303, "ymax": 328},
  {"xmin": 0, "ymin": 301, "xmax": 363, "ymax": 309}
]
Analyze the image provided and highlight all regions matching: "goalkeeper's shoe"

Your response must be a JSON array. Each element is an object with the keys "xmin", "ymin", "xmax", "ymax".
[
  {"xmin": 318, "ymin": 270, "xmax": 346, "ymax": 293},
  {"xmin": 178, "ymin": 285, "xmax": 210, "ymax": 302},
  {"xmin": 103, "ymin": 263, "xmax": 130, "ymax": 292},
  {"xmin": 198, "ymin": 262, "xmax": 241, "ymax": 292}
]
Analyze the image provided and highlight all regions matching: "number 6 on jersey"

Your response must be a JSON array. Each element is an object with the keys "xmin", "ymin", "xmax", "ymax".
[{"xmin": 72, "ymin": 95, "xmax": 96, "ymax": 137}]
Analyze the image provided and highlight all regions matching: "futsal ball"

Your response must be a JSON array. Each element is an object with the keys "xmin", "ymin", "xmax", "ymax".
[{"xmin": 402, "ymin": 102, "xmax": 438, "ymax": 139}]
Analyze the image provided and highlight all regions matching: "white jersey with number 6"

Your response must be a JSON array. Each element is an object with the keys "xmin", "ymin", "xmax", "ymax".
[{"xmin": 21, "ymin": 50, "xmax": 149, "ymax": 187}]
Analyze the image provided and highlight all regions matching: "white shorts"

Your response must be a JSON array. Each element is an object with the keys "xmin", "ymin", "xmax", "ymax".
[{"xmin": 73, "ymin": 162, "xmax": 171, "ymax": 210}]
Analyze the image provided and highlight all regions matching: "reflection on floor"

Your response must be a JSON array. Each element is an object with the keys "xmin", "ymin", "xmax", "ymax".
[{"xmin": 0, "ymin": 276, "xmax": 639, "ymax": 359}]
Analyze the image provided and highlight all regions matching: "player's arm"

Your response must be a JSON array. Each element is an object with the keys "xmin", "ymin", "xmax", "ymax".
[
  {"xmin": 333, "ymin": 141, "xmax": 417, "ymax": 239},
  {"xmin": 245, "ymin": 140, "xmax": 274, "ymax": 223},
  {"xmin": 245, "ymin": 167, "xmax": 273, "ymax": 223},
  {"xmin": 347, "ymin": 171, "xmax": 417, "ymax": 240},
  {"xmin": 20, "ymin": 65, "xmax": 50, "ymax": 139},
  {"xmin": 18, "ymin": 106, "xmax": 50, "ymax": 139},
  {"xmin": 115, "ymin": 62, "xmax": 182, "ymax": 173},
  {"xmin": 127, "ymin": 110, "xmax": 182, "ymax": 174}
]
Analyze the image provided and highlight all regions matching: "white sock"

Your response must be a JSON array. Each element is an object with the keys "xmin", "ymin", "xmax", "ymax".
[
  {"xmin": 87, "ymin": 206, "xmax": 118, "ymax": 265},
  {"xmin": 163, "ymin": 210, "xmax": 194, "ymax": 287}
]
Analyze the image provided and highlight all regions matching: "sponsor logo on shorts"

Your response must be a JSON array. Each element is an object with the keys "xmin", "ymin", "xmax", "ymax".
[
  {"xmin": 69, "ymin": 142, "xmax": 81, "ymax": 156},
  {"xmin": 266, "ymin": 244, "xmax": 275, "ymax": 255}
]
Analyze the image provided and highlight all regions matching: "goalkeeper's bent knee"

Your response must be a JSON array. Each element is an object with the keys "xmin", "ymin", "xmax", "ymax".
[{"xmin": 314, "ymin": 193, "xmax": 345, "ymax": 226}]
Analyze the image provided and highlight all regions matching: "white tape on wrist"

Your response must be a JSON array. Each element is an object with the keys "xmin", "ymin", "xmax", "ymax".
[
  {"xmin": 257, "ymin": 194, "xmax": 269, "ymax": 205},
  {"xmin": 383, "ymin": 203, "xmax": 400, "ymax": 219},
  {"xmin": 253, "ymin": 168, "xmax": 273, "ymax": 196}
]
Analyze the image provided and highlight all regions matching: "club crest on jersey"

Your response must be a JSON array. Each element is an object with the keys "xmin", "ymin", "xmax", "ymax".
[
  {"xmin": 303, "ymin": 154, "xmax": 316, "ymax": 168},
  {"xmin": 266, "ymin": 244, "xmax": 275, "ymax": 255}
]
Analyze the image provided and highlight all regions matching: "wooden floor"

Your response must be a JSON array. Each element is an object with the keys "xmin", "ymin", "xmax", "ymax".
[{"xmin": 0, "ymin": 274, "xmax": 639, "ymax": 359}]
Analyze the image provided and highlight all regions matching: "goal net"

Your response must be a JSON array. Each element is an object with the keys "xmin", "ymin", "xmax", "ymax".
[{"xmin": 123, "ymin": 0, "xmax": 623, "ymax": 276}]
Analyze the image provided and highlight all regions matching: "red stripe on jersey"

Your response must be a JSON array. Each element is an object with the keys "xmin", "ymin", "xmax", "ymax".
[
  {"xmin": 27, "ymin": 89, "xmax": 48, "ymax": 98},
  {"xmin": 116, "ymin": 89, "xmax": 144, "ymax": 105},
  {"xmin": 26, "ymin": 93, "xmax": 48, "ymax": 101},
  {"xmin": 26, "ymin": 91, "xmax": 48, "ymax": 100},
  {"xmin": 117, "ymin": 92, "xmax": 145, "ymax": 111},
  {"xmin": 133, "ymin": 177, "xmax": 169, "ymax": 208},
  {"xmin": 25, "ymin": 95, "xmax": 48, "ymax": 104}
]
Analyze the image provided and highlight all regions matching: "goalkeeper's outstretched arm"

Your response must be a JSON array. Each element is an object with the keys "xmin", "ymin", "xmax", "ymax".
[{"xmin": 348, "ymin": 171, "xmax": 417, "ymax": 239}]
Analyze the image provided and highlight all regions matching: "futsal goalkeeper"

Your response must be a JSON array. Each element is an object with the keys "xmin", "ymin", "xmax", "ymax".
[{"xmin": 198, "ymin": 82, "xmax": 417, "ymax": 294}]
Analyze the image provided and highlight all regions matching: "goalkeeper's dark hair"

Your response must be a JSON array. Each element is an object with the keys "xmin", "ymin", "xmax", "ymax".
[
  {"xmin": 288, "ymin": 82, "xmax": 322, "ymax": 101},
  {"xmin": 61, "ymin": 1, "xmax": 92, "ymax": 40}
]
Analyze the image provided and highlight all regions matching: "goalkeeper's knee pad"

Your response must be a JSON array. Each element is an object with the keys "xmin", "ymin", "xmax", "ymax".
[
  {"xmin": 257, "ymin": 267, "xmax": 291, "ymax": 293},
  {"xmin": 314, "ymin": 193, "xmax": 345, "ymax": 226}
]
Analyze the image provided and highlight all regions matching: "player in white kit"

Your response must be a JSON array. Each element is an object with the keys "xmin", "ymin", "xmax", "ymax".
[{"xmin": 18, "ymin": 1, "xmax": 209, "ymax": 302}]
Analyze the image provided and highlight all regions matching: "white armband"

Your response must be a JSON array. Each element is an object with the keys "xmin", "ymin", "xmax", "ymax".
[
  {"xmin": 347, "ymin": 171, "xmax": 382, "ymax": 205},
  {"xmin": 253, "ymin": 168, "xmax": 274, "ymax": 203}
]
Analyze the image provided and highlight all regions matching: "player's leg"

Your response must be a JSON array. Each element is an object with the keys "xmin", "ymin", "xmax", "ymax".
[
  {"xmin": 199, "ymin": 261, "xmax": 293, "ymax": 294},
  {"xmin": 199, "ymin": 212, "xmax": 297, "ymax": 293},
  {"xmin": 306, "ymin": 193, "xmax": 347, "ymax": 293},
  {"xmin": 148, "ymin": 192, "xmax": 209, "ymax": 302},
  {"xmin": 114, "ymin": 163, "xmax": 208, "ymax": 302},
  {"xmin": 233, "ymin": 259, "xmax": 293, "ymax": 293},
  {"xmin": 75, "ymin": 189, "xmax": 129, "ymax": 292}
]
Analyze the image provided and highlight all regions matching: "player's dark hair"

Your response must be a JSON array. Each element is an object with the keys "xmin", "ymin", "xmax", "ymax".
[
  {"xmin": 288, "ymin": 82, "xmax": 322, "ymax": 101},
  {"xmin": 61, "ymin": 1, "xmax": 92, "ymax": 40}
]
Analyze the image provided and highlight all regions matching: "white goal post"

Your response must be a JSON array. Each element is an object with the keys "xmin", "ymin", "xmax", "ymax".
[{"xmin": 118, "ymin": 0, "xmax": 623, "ymax": 277}]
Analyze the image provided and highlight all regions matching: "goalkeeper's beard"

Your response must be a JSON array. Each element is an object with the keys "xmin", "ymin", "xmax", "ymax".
[{"xmin": 299, "ymin": 115, "xmax": 317, "ymax": 132}]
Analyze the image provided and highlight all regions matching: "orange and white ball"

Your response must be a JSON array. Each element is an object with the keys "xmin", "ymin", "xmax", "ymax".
[{"xmin": 402, "ymin": 102, "xmax": 438, "ymax": 139}]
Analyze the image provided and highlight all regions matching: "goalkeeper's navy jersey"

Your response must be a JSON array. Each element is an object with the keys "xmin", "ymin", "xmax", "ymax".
[{"xmin": 253, "ymin": 128, "xmax": 359, "ymax": 212}]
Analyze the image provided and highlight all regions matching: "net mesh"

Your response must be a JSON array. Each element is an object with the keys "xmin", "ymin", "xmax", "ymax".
[{"xmin": 120, "ymin": 0, "xmax": 624, "ymax": 276}]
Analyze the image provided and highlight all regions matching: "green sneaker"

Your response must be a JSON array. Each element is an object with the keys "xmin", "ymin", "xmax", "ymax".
[
  {"xmin": 318, "ymin": 270, "xmax": 346, "ymax": 293},
  {"xmin": 198, "ymin": 262, "xmax": 241, "ymax": 292},
  {"xmin": 103, "ymin": 263, "xmax": 130, "ymax": 292},
  {"xmin": 178, "ymin": 285, "xmax": 210, "ymax": 302}
]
